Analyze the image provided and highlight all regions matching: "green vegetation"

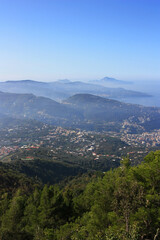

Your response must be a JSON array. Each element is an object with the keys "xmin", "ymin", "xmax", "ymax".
[
  {"xmin": 2, "ymin": 160, "xmax": 87, "ymax": 185},
  {"xmin": 0, "ymin": 151, "xmax": 160, "ymax": 239},
  {"xmin": 0, "ymin": 162, "xmax": 41, "ymax": 195}
]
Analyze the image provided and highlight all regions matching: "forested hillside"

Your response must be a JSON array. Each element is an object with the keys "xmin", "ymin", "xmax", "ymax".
[{"xmin": 0, "ymin": 151, "xmax": 160, "ymax": 240}]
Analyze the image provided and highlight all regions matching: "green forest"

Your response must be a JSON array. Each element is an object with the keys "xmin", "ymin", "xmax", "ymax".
[{"xmin": 0, "ymin": 151, "xmax": 160, "ymax": 240}]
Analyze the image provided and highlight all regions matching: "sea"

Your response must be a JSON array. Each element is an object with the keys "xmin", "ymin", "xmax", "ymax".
[{"xmin": 114, "ymin": 80, "xmax": 160, "ymax": 108}]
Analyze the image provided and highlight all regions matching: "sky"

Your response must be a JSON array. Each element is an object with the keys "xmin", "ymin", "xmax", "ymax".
[{"xmin": 0, "ymin": 0, "xmax": 160, "ymax": 82}]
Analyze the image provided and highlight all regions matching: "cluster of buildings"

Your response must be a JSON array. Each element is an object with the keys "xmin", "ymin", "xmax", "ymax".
[
  {"xmin": 40, "ymin": 127, "xmax": 97, "ymax": 154},
  {"xmin": 121, "ymin": 130, "xmax": 160, "ymax": 147},
  {"xmin": 0, "ymin": 123, "xmax": 160, "ymax": 162},
  {"xmin": 0, "ymin": 146, "xmax": 19, "ymax": 158},
  {"xmin": 39, "ymin": 128, "xmax": 122, "ymax": 161}
]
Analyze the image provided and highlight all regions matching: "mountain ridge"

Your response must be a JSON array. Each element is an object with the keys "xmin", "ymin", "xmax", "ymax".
[
  {"xmin": 0, "ymin": 79, "xmax": 151, "ymax": 102},
  {"xmin": 0, "ymin": 91, "xmax": 159, "ymax": 132}
]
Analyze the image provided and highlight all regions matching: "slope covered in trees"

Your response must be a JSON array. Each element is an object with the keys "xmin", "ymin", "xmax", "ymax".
[{"xmin": 0, "ymin": 151, "xmax": 160, "ymax": 239}]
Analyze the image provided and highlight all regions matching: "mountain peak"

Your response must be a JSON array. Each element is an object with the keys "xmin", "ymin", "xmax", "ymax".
[
  {"xmin": 101, "ymin": 77, "xmax": 117, "ymax": 81},
  {"xmin": 100, "ymin": 77, "xmax": 132, "ymax": 84},
  {"xmin": 89, "ymin": 77, "xmax": 133, "ymax": 86}
]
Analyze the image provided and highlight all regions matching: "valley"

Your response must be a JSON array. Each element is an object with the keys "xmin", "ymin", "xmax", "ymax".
[{"xmin": 0, "ymin": 120, "xmax": 159, "ymax": 172}]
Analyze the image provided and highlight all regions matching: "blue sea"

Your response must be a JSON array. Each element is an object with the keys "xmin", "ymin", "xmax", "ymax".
[{"xmin": 117, "ymin": 80, "xmax": 160, "ymax": 107}]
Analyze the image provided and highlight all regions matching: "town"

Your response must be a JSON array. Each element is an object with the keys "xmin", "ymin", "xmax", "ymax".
[
  {"xmin": 0, "ymin": 122, "xmax": 159, "ymax": 167},
  {"xmin": 120, "ymin": 129, "xmax": 160, "ymax": 147}
]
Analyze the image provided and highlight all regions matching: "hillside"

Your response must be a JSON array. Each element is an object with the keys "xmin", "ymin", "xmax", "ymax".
[
  {"xmin": 0, "ymin": 151, "xmax": 160, "ymax": 239},
  {"xmin": 0, "ymin": 92, "xmax": 160, "ymax": 133},
  {"xmin": 65, "ymin": 94, "xmax": 160, "ymax": 128},
  {"xmin": 0, "ymin": 159, "xmax": 87, "ymax": 186},
  {"xmin": 0, "ymin": 91, "xmax": 81, "ymax": 124}
]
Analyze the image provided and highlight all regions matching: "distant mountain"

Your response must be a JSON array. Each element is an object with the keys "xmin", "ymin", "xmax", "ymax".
[
  {"xmin": 100, "ymin": 77, "xmax": 132, "ymax": 84},
  {"xmin": 5, "ymin": 79, "xmax": 44, "ymax": 84},
  {"xmin": 89, "ymin": 76, "xmax": 133, "ymax": 86},
  {"xmin": 0, "ymin": 91, "xmax": 81, "ymax": 125},
  {"xmin": 0, "ymin": 91, "xmax": 159, "ymax": 133},
  {"xmin": 64, "ymin": 93, "xmax": 157, "ymax": 121},
  {"xmin": 0, "ymin": 79, "xmax": 150, "ymax": 103},
  {"xmin": 57, "ymin": 79, "xmax": 71, "ymax": 83},
  {"xmin": 64, "ymin": 94, "xmax": 160, "ymax": 132}
]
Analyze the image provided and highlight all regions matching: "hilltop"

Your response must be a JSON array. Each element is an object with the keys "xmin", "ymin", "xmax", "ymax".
[{"xmin": 90, "ymin": 76, "xmax": 133, "ymax": 85}]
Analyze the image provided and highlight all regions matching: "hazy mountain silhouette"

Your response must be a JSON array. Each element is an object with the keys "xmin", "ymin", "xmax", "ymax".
[
  {"xmin": 0, "ymin": 79, "xmax": 150, "ymax": 102},
  {"xmin": 0, "ymin": 91, "xmax": 159, "ymax": 132}
]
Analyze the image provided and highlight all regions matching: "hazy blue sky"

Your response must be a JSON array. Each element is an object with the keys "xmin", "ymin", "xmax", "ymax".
[{"xmin": 0, "ymin": 0, "xmax": 159, "ymax": 81}]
